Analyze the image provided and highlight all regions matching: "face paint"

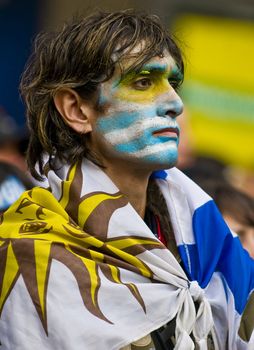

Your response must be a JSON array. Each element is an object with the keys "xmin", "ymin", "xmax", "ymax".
[{"xmin": 89, "ymin": 51, "xmax": 184, "ymax": 170}]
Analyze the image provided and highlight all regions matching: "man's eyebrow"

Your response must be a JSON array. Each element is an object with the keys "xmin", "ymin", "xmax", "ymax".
[
  {"xmin": 170, "ymin": 65, "xmax": 183, "ymax": 80},
  {"xmin": 138, "ymin": 63, "xmax": 183, "ymax": 81},
  {"xmin": 138, "ymin": 63, "xmax": 168, "ymax": 73},
  {"xmin": 117, "ymin": 63, "xmax": 183, "ymax": 86}
]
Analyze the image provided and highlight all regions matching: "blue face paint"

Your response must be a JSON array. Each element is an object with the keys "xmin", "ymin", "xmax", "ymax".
[
  {"xmin": 156, "ymin": 99, "xmax": 184, "ymax": 118},
  {"xmin": 96, "ymin": 109, "xmax": 153, "ymax": 130},
  {"xmin": 138, "ymin": 62, "xmax": 168, "ymax": 72},
  {"xmin": 115, "ymin": 132, "xmax": 177, "ymax": 153},
  {"xmin": 96, "ymin": 105, "xmax": 180, "ymax": 167},
  {"xmin": 170, "ymin": 65, "xmax": 183, "ymax": 82},
  {"xmin": 143, "ymin": 147, "xmax": 179, "ymax": 165}
]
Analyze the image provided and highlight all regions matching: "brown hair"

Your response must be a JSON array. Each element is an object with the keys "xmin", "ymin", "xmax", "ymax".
[{"xmin": 20, "ymin": 9, "xmax": 184, "ymax": 180}]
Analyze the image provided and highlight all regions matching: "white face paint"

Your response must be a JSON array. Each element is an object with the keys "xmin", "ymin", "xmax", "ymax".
[{"xmin": 88, "ymin": 51, "xmax": 184, "ymax": 170}]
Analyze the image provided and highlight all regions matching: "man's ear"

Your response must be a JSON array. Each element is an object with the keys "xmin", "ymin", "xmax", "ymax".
[{"xmin": 53, "ymin": 88, "xmax": 93, "ymax": 134}]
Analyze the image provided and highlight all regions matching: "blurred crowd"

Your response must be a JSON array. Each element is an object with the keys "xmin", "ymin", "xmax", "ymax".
[{"xmin": 0, "ymin": 108, "xmax": 33, "ymax": 215}]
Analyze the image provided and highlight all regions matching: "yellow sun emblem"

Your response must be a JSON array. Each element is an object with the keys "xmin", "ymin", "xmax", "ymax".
[{"xmin": 0, "ymin": 162, "xmax": 165, "ymax": 334}]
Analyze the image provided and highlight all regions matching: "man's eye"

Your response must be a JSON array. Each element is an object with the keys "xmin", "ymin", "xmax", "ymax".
[
  {"xmin": 169, "ymin": 79, "xmax": 181, "ymax": 91},
  {"xmin": 133, "ymin": 78, "xmax": 152, "ymax": 90}
]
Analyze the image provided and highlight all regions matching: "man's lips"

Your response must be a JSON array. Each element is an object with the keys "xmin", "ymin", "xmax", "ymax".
[{"xmin": 153, "ymin": 127, "xmax": 179, "ymax": 138}]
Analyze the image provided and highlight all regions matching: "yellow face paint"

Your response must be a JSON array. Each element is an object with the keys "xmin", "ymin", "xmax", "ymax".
[{"xmin": 114, "ymin": 59, "xmax": 183, "ymax": 104}]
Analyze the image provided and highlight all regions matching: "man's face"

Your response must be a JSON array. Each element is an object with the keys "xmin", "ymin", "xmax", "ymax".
[
  {"xmin": 224, "ymin": 214, "xmax": 254, "ymax": 259},
  {"xmin": 87, "ymin": 50, "xmax": 184, "ymax": 171}
]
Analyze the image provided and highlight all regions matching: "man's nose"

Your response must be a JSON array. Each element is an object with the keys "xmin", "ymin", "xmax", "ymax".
[{"xmin": 157, "ymin": 90, "xmax": 184, "ymax": 119}]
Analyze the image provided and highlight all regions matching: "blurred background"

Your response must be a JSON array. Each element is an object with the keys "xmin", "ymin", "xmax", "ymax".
[{"xmin": 0, "ymin": 0, "xmax": 254, "ymax": 187}]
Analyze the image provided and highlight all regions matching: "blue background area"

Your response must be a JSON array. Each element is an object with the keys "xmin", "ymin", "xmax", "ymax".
[{"xmin": 0, "ymin": 0, "xmax": 39, "ymax": 132}]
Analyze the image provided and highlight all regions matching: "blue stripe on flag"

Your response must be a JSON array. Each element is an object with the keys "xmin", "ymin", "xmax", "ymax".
[
  {"xmin": 184, "ymin": 200, "xmax": 254, "ymax": 314},
  {"xmin": 151, "ymin": 170, "xmax": 168, "ymax": 180},
  {"xmin": 216, "ymin": 234, "xmax": 254, "ymax": 313},
  {"xmin": 178, "ymin": 243, "xmax": 198, "ymax": 281}
]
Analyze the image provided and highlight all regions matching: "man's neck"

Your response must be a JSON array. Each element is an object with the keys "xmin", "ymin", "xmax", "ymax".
[{"xmin": 102, "ymin": 163, "xmax": 151, "ymax": 219}]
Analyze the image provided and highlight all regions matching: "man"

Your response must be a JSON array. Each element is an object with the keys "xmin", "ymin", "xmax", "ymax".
[{"xmin": 0, "ymin": 10, "xmax": 253, "ymax": 350}]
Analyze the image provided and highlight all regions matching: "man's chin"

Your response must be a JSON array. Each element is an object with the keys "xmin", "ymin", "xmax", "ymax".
[
  {"xmin": 145, "ymin": 157, "xmax": 178, "ymax": 172},
  {"xmin": 158, "ymin": 154, "xmax": 178, "ymax": 170}
]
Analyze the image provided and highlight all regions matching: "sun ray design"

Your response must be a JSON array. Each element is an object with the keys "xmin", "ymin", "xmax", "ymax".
[
  {"xmin": 34, "ymin": 240, "xmax": 52, "ymax": 330},
  {"xmin": 0, "ymin": 162, "xmax": 167, "ymax": 334},
  {"xmin": 59, "ymin": 162, "xmax": 80, "ymax": 209},
  {"xmin": 100, "ymin": 263, "xmax": 147, "ymax": 312},
  {"xmin": 51, "ymin": 243, "xmax": 111, "ymax": 323},
  {"xmin": 11, "ymin": 238, "xmax": 51, "ymax": 333},
  {"xmin": 0, "ymin": 241, "xmax": 20, "ymax": 316},
  {"xmin": 79, "ymin": 191, "xmax": 128, "ymax": 239}
]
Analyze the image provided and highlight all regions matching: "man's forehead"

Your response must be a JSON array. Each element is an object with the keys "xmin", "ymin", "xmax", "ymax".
[
  {"xmin": 138, "ymin": 54, "xmax": 176, "ymax": 72},
  {"xmin": 115, "ymin": 49, "xmax": 177, "ymax": 77}
]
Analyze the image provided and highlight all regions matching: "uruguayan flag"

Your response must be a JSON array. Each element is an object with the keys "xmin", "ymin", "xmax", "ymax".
[
  {"xmin": 154, "ymin": 167, "xmax": 254, "ymax": 348},
  {"xmin": 0, "ymin": 160, "xmax": 253, "ymax": 350}
]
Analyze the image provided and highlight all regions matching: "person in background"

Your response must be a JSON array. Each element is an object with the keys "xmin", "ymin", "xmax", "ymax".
[
  {"xmin": 0, "ymin": 10, "xmax": 254, "ymax": 350},
  {"xmin": 0, "ymin": 161, "xmax": 33, "ymax": 215},
  {"xmin": 198, "ymin": 180, "xmax": 254, "ymax": 259},
  {"xmin": 0, "ymin": 108, "xmax": 42, "ymax": 188},
  {"xmin": 177, "ymin": 109, "xmax": 254, "ymax": 200},
  {"xmin": 0, "ymin": 107, "xmax": 28, "ymax": 172}
]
